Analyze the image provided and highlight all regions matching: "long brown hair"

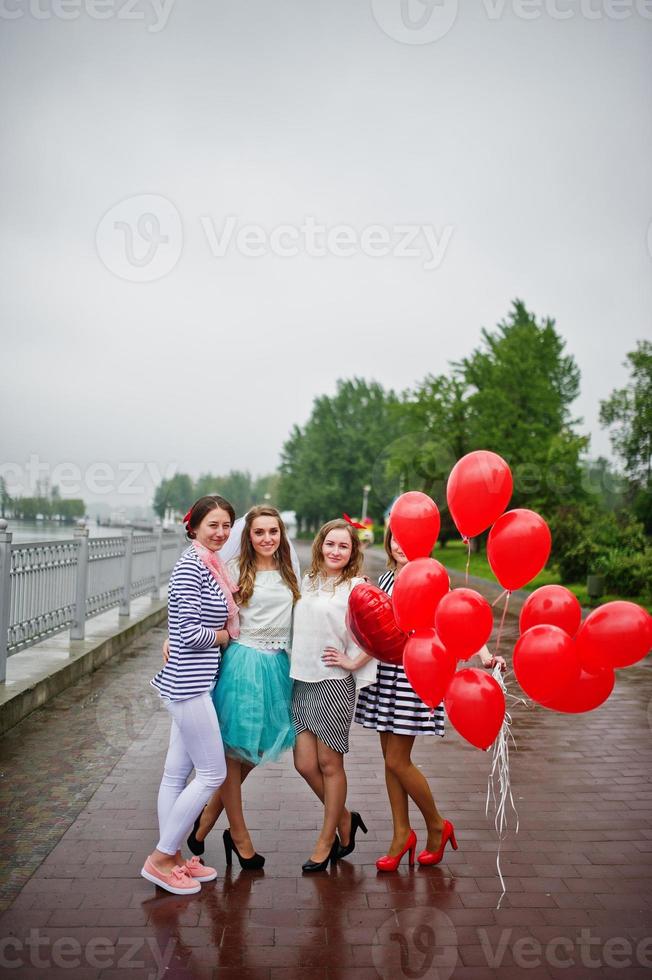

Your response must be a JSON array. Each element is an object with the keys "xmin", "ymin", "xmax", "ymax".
[
  {"xmin": 307, "ymin": 519, "xmax": 363, "ymax": 586},
  {"xmin": 236, "ymin": 506, "xmax": 301, "ymax": 606},
  {"xmin": 383, "ymin": 524, "xmax": 398, "ymax": 570}
]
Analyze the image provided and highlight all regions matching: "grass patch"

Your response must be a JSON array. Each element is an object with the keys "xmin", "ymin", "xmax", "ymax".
[{"xmin": 433, "ymin": 540, "xmax": 651, "ymax": 611}]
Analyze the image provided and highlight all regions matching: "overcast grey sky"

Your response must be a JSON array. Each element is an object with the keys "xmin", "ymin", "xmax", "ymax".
[{"xmin": 1, "ymin": 0, "xmax": 651, "ymax": 508}]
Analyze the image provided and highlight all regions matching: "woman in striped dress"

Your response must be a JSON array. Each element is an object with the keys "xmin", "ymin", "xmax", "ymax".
[
  {"xmin": 290, "ymin": 519, "xmax": 377, "ymax": 872},
  {"xmin": 355, "ymin": 527, "xmax": 505, "ymax": 870},
  {"xmin": 142, "ymin": 495, "xmax": 236, "ymax": 895}
]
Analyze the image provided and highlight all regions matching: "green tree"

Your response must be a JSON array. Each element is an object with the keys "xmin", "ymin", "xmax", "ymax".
[
  {"xmin": 458, "ymin": 300, "xmax": 585, "ymax": 510},
  {"xmin": 153, "ymin": 473, "xmax": 194, "ymax": 518},
  {"xmin": 599, "ymin": 341, "xmax": 652, "ymax": 531},
  {"xmin": 279, "ymin": 379, "xmax": 402, "ymax": 529},
  {"xmin": 0, "ymin": 477, "xmax": 10, "ymax": 518},
  {"xmin": 194, "ymin": 471, "xmax": 253, "ymax": 515}
]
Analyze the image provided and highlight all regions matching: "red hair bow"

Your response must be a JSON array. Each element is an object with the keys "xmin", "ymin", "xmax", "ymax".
[
  {"xmin": 183, "ymin": 508, "xmax": 193, "ymax": 525},
  {"xmin": 343, "ymin": 513, "xmax": 365, "ymax": 530}
]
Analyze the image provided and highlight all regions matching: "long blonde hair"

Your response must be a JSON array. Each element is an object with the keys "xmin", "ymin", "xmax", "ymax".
[
  {"xmin": 237, "ymin": 506, "xmax": 301, "ymax": 606},
  {"xmin": 307, "ymin": 519, "xmax": 363, "ymax": 586}
]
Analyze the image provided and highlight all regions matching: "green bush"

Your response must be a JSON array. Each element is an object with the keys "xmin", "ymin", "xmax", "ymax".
[
  {"xmin": 594, "ymin": 547, "xmax": 652, "ymax": 600},
  {"xmin": 549, "ymin": 503, "xmax": 648, "ymax": 587}
]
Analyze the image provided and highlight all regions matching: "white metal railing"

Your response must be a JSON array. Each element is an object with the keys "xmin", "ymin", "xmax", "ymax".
[{"xmin": 0, "ymin": 521, "xmax": 185, "ymax": 682}]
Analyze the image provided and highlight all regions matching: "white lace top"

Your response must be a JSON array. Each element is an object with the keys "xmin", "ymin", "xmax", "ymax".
[{"xmin": 227, "ymin": 559, "xmax": 294, "ymax": 652}]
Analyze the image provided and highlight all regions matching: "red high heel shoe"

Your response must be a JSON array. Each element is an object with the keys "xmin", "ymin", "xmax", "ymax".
[
  {"xmin": 376, "ymin": 830, "xmax": 417, "ymax": 872},
  {"xmin": 417, "ymin": 819, "xmax": 458, "ymax": 866}
]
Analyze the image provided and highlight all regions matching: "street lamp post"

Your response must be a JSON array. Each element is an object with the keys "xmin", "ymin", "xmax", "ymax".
[{"xmin": 361, "ymin": 485, "xmax": 371, "ymax": 523}]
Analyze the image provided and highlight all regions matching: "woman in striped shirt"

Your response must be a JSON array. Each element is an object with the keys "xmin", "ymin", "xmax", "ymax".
[{"xmin": 141, "ymin": 495, "xmax": 237, "ymax": 895}]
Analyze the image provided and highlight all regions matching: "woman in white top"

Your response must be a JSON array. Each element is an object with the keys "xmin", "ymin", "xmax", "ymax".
[
  {"xmin": 291, "ymin": 518, "xmax": 377, "ymax": 872},
  {"xmin": 186, "ymin": 506, "xmax": 300, "ymax": 869}
]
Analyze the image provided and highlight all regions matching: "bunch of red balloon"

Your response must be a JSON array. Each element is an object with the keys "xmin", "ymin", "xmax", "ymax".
[
  {"xmin": 515, "ymin": 588, "xmax": 652, "ymax": 712},
  {"xmin": 347, "ymin": 449, "xmax": 652, "ymax": 751}
]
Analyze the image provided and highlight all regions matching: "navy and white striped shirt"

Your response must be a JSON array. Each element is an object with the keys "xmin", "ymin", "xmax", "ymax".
[{"xmin": 151, "ymin": 546, "xmax": 229, "ymax": 701}]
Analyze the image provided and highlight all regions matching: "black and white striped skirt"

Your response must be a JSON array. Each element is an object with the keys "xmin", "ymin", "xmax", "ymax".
[
  {"xmin": 355, "ymin": 662, "xmax": 445, "ymax": 737},
  {"xmin": 292, "ymin": 676, "xmax": 356, "ymax": 754}
]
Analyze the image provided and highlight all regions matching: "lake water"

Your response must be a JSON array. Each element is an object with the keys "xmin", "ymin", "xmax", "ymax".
[{"xmin": 7, "ymin": 521, "xmax": 144, "ymax": 543}]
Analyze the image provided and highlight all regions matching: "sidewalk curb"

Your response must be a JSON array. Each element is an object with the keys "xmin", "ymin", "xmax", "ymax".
[{"xmin": 0, "ymin": 601, "xmax": 168, "ymax": 737}]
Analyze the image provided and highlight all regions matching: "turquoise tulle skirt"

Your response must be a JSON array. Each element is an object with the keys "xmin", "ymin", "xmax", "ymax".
[{"xmin": 212, "ymin": 641, "xmax": 295, "ymax": 766}]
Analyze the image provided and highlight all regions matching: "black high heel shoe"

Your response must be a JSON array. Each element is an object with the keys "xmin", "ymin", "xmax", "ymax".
[
  {"xmin": 187, "ymin": 807, "xmax": 207, "ymax": 856},
  {"xmin": 223, "ymin": 829, "xmax": 265, "ymax": 870},
  {"xmin": 302, "ymin": 836, "xmax": 340, "ymax": 873},
  {"xmin": 337, "ymin": 811, "xmax": 368, "ymax": 859}
]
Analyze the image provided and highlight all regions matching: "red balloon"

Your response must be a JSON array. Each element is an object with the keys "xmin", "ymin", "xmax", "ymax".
[
  {"xmin": 389, "ymin": 491, "xmax": 440, "ymax": 561},
  {"xmin": 541, "ymin": 667, "xmax": 615, "ymax": 714},
  {"xmin": 446, "ymin": 450, "xmax": 513, "ymax": 539},
  {"xmin": 520, "ymin": 585, "xmax": 582, "ymax": 638},
  {"xmin": 392, "ymin": 558, "xmax": 450, "ymax": 632},
  {"xmin": 435, "ymin": 588, "xmax": 493, "ymax": 661},
  {"xmin": 513, "ymin": 624, "xmax": 580, "ymax": 704},
  {"xmin": 403, "ymin": 629, "xmax": 456, "ymax": 709},
  {"xmin": 444, "ymin": 668, "xmax": 505, "ymax": 750},
  {"xmin": 347, "ymin": 583, "xmax": 406, "ymax": 665},
  {"xmin": 487, "ymin": 509, "xmax": 552, "ymax": 591},
  {"xmin": 576, "ymin": 601, "xmax": 652, "ymax": 672}
]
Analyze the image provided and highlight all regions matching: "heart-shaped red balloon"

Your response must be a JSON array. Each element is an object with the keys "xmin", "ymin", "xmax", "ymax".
[
  {"xmin": 392, "ymin": 558, "xmax": 450, "ymax": 633},
  {"xmin": 389, "ymin": 491, "xmax": 440, "ymax": 561},
  {"xmin": 347, "ymin": 582, "xmax": 407, "ymax": 665}
]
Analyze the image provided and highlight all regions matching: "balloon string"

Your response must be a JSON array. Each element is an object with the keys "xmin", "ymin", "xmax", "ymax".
[
  {"xmin": 486, "ymin": 666, "xmax": 523, "ymax": 910},
  {"xmin": 463, "ymin": 537, "xmax": 471, "ymax": 585},
  {"xmin": 491, "ymin": 589, "xmax": 508, "ymax": 607},
  {"xmin": 494, "ymin": 591, "xmax": 511, "ymax": 656}
]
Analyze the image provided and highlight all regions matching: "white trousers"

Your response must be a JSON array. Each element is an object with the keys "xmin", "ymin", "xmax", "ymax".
[{"xmin": 156, "ymin": 691, "xmax": 227, "ymax": 856}]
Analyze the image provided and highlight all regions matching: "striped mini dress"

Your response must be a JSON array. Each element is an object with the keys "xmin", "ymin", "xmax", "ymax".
[
  {"xmin": 354, "ymin": 570, "xmax": 445, "ymax": 737},
  {"xmin": 292, "ymin": 676, "xmax": 356, "ymax": 754}
]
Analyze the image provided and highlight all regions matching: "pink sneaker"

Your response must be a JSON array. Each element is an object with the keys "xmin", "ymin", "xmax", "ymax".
[
  {"xmin": 141, "ymin": 856, "xmax": 201, "ymax": 895},
  {"xmin": 183, "ymin": 856, "xmax": 218, "ymax": 882}
]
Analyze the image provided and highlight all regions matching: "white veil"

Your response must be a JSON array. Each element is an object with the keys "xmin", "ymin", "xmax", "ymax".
[{"xmin": 220, "ymin": 512, "xmax": 302, "ymax": 581}]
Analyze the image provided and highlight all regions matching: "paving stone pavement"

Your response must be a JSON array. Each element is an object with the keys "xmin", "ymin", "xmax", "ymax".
[{"xmin": 0, "ymin": 550, "xmax": 651, "ymax": 979}]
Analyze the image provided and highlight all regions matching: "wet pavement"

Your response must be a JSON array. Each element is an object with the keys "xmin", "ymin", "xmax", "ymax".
[{"xmin": 0, "ymin": 549, "xmax": 651, "ymax": 978}]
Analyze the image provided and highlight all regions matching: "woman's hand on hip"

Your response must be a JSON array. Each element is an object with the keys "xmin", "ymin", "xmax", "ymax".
[
  {"xmin": 322, "ymin": 646, "xmax": 356, "ymax": 671},
  {"xmin": 215, "ymin": 629, "xmax": 230, "ymax": 648}
]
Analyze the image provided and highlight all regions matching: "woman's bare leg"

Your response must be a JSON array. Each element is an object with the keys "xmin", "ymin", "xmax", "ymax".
[
  {"xmin": 195, "ymin": 759, "xmax": 253, "ymax": 844},
  {"xmin": 384, "ymin": 733, "xmax": 444, "ymax": 851},
  {"xmin": 294, "ymin": 731, "xmax": 351, "ymax": 842},
  {"xmin": 307, "ymin": 739, "xmax": 347, "ymax": 863},
  {"xmin": 219, "ymin": 757, "xmax": 258, "ymax": 858}
]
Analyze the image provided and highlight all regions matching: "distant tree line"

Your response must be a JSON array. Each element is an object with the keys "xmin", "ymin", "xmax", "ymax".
[
  {"xmin": 1, "ymin": 480, "xmax": 85, "ymax": 523},
  {"xmin": 153, "ymin": 471, "xmax": 280, "ymax": 520}
]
